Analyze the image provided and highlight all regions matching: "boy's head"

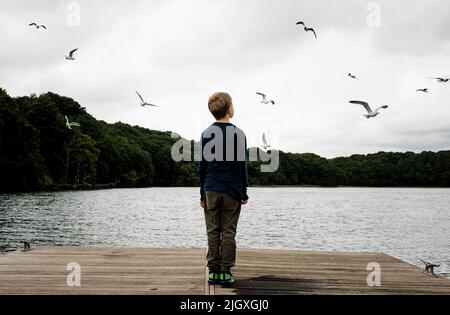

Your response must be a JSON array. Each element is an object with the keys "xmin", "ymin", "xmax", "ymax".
[{"xmin": 208, "ymin": 92, "xmax": 234, "ymax": 121}]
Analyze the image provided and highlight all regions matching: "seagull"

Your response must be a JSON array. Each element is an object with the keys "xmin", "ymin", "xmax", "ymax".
[
  {"xmin": 28, "ymin": 23, "xmax": 46, "ymax": 30},
  {"xmin": 420, "ymin": 259, "xmax": 440, "ymax": 276},
  {"xmin": 65, "ymin": 116, "xmax": 81, "ymax": 129},
  {"xmin": 430, "ymin": 77, "xmax": 449, "ymax": 83},
  {"xmin": 296, "ymin": 21, "xmax": 317, "ymax": 39},
  {"xmin": 261, "ymin": 133, "xmax": 271, "ymax": 151},
  {"xmin": 416, "ymin": 88, "xmax": 429, "ymax": 93},
  {"xmin": 348, "ymin": 73, "xmax": 358, "ymax": 80},
  {"xmin": 304, "ymin": 27, "xmax": 317, "ymax": 39},
  {"xmin": 136, "ymin": 91, "xmax": 159, "ymax": 107},
  {"xmin": 65, "ymin": 48, "xmax": 78, "ymax": 60},
  {"xmin": 349, "ymin": 100, "xmax": 389, "ymax": 119},
  {"xmin": 256, "ymin": 92, "xmax": 275, "ymax": 105}
]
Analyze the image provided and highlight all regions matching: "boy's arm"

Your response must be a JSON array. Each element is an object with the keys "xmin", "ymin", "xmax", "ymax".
[
  {"xmin": 241, "ymin": 136, "xmax": 249, "ymax": 202},
  {"xmin": 197, "ymin": 135, "xmax": 207, "ymax": 202}
]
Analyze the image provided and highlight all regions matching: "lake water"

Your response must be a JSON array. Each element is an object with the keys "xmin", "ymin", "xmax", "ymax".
[{"xmin": 1, "ymin": 187, "xmax": 449, "ymax": 277}]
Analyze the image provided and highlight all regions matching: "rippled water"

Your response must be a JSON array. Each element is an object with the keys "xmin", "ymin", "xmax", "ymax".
[{"xmin": 1, "ymin": 187, "xmax": 449, "ymax": 276}]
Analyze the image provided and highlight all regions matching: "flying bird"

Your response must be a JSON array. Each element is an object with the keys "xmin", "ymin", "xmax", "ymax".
[
  {"xmin": 261, "ymin": 133, "xmax": 271, "ymax": 151},
  {"xmin": 349, "ymin": 101, "xmax": 389, "ymax": 119},
  {"xmin": 416, "ymin": 88, "xmax": 429, "ymax": 93},
  {"xmin": 296, "ymin": 21, "xmax": 317, "ymax": 39},
  {"xmin": 304, "ymin": 27, "xmax": 317, "ymax": 39},
  {"xmin": 430, "ymin": 77, "xmax": 449, "ymax": 83},
  {"xmin": 256, "ymin": 92, "xmax": 275, "ymax": 105},
  {"xmin": 65, "ymin": 48, "xmax": 78, "ymax": 60},
  {"xmin": 136, "ymin": 91, "xmax": 159, "ymax": 107},
  {"xmin": 28, "ymin": 23, "xmax": 46, "ymax": 30},
  {"xmin": 348, "ymin": 73, "xmax": 358, "ymax": 80},
  {"xmin": 65, "ymin": 116, "xmax": 81, "ymax": 129}
]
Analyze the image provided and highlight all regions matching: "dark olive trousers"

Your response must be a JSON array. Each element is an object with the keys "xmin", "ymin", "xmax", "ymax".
[{"xmin": 204, "ymin": 191, "xmax": 241, "ymax": 272}]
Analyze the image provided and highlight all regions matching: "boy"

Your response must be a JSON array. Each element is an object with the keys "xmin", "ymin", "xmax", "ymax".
[{"xmin": 198, "ymin": 92, "xmax": 249, "ymax": 287}]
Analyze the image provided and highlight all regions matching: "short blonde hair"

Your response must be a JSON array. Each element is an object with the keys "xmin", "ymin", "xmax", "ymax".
[{"xmin": 208, "ymin": 92, "xmax": 232, "ymax": 120}]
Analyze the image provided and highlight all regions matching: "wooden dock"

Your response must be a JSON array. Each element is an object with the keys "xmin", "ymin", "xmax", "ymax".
[{"xmin": 0, "ymin": 247, "xmax": 449, "ymax": 295}]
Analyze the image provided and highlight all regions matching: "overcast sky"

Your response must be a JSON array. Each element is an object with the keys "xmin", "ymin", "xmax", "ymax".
[{"xmin": 1, "ymin": 0, "xmax": 450, "ymax": 157}]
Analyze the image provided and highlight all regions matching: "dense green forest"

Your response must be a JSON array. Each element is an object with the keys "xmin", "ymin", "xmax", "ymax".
[{"xmin": 1, "ymin": 88, "xmax": 449, "ymax": 192}]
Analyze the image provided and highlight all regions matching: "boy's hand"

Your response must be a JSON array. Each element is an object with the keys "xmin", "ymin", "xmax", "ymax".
[
  {"xmin": 200, "ymin": 201, "xmax": 205, "ymax": 209},
  {"xmin": 242, "ymin": 199, "xmax": 249, "ymax": 205}
]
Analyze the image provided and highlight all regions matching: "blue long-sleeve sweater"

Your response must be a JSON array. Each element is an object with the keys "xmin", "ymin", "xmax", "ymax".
[{"xmin": 197, "ymin": 122, "xmax": 249, "ymax": 203}]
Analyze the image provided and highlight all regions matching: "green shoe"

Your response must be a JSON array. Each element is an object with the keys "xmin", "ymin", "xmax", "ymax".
[
  {"xmin": 208, "ymin": 272, "xmax": 221, "ymax": 285},
  {"xmin": 220, "ymin": 272, "xmax": 235, "ymax": 287}
]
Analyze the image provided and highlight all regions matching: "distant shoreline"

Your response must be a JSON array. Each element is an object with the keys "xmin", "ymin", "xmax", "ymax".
[
  {"xmin": 250, "ymin": 185, "xmax": 450, "ymax": 189},
  {"xmin": 2, "ymin": 184, "xmax": 449, "ymax": 194}
]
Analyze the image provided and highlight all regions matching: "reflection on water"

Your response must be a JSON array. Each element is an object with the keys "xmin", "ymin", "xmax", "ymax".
[{"xmin": 0, "ymin": 187, "xmax": 449, "ymax": 276}]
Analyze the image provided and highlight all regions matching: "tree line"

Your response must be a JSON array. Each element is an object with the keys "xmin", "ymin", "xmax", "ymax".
[{"xmin": 1, "ymin": 88, "xmax": 449, "ymax": 192}]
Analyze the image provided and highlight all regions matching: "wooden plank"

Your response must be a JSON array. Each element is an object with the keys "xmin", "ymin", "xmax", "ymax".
[
  {"xmin": 0, "ymin": 247, "xmax": 206, "ymax": 295},
  {"xmin": 212, "ymin": 250, "xmax": 450, "ymax": 295},
  {"xmin": 1, "ymin": 247, "xmax": 449, "ymax": 295}
]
